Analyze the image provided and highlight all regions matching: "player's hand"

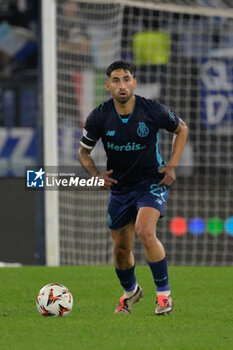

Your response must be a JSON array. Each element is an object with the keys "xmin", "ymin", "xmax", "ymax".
[
  {"xmin": 158, "ymin": 166, "xmax": 176, "ymax": 186},
  {"xmin": 98, "ymin": 169, "xmax": 118, "ymax": 190}
]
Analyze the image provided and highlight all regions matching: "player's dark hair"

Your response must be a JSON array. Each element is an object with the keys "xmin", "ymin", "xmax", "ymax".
[{"xmin": 106, "ymin": 61, "xmax": 134, "ymax": 77}]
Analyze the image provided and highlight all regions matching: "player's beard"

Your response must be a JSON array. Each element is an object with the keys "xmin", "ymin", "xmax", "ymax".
[{"xmin": 115, "ymin": 90, "xmax": 133, "ymax": 104}]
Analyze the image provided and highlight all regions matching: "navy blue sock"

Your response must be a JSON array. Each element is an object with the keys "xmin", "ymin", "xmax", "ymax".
[
  {"xmin": 115, "ymin": 265, "xmax": 137, "ymax": 291},
  {"xmin": 147, "ymin": 257, "xmax": 170, "ymax": 292}
]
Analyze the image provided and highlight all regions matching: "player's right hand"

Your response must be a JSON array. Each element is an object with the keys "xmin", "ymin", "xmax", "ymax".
[{"xmin": 98, "ymin": 169, "xmax": 118, "ymax": 190}]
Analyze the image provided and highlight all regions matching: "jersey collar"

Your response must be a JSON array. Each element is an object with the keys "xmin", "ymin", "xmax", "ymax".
[{"xmin": 114, "ymin": 96, "xmax": 136, "ymax": 124}]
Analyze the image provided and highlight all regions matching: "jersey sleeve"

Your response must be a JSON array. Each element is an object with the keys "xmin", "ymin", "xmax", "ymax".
[
  {"xmin": 80, "ymin": 108, "xmax": 102, "ymax": 150},
  {"xmin": 156, "ymin": 103, "xmax": 180, "ymax": 132}
]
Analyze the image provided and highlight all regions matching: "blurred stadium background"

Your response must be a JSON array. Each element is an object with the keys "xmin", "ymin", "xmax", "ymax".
[{"xmin": 0, "ymin": 0, "xmax": 232, "ymax": 266}]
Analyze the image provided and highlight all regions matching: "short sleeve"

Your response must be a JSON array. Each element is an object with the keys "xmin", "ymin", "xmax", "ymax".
[
  {"xmin": 80, "ymin": 108, "xmax": 102, "ymax": 150},
  {"xmin": 156, "ymin": 103, "xmax": 180, "ymax": 132}
]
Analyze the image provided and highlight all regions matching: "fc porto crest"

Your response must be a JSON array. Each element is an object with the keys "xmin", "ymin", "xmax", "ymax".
[{"xmin": 137, "ymin": 122, "xmax": 149, "ymax": 137}]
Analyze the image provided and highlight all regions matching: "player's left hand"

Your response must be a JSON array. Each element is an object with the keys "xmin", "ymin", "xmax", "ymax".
[{"xmin": 158, "ymin": 166, "xmax": 176, "ymax": 186}]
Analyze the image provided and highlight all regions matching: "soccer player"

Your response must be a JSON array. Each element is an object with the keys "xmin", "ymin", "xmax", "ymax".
[{"xmin": 78, "ymin": 61, "xmax": 188, "ymax": 315}]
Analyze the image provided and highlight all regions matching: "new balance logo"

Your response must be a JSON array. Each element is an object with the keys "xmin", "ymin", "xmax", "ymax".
[{"xmin": 106, "ymin": 130, "xmax": 115, "ymax": 136}]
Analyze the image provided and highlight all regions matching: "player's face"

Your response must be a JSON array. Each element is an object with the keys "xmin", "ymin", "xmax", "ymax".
[{"xmin": 105, "ymin": 69, "xmax": 137, "ymax": 104}]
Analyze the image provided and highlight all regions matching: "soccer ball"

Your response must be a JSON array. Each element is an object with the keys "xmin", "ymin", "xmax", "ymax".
[{"xmin": 36, "ymin": 283, "xmax": 73, "ymax": 317}]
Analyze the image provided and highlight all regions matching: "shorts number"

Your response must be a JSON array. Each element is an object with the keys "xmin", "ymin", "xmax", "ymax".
[{"xmin": 150, "ymin": 184, "xmax": 167, "ymax": 203}]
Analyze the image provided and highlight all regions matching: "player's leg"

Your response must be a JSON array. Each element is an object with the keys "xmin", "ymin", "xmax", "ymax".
[
  {"xmin": 111, "ymin": 220, "xmax": 135, "ymax": 270},
  {"xmin": 135, "ymin": 207, "xmax": 165, "ymax": 261},
  {"xmin": 135, "ymin": 207, "xmax": 173, "ymax": 315},
  {"xmin": 111, "ymin": 221, "xmax": 143, "ymax": 313}
]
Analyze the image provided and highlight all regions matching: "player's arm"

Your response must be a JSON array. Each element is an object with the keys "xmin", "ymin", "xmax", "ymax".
[
  {"xmin": 158, "ymin": 118, "xmax": 188, "ymax": 186},
  {"xmin": 78, "ymin": 144, "xmax": 100, "ymax": 177},
  {"xmin": 77, "ymin": 144, "xmax": 117, "ymax": 190}
]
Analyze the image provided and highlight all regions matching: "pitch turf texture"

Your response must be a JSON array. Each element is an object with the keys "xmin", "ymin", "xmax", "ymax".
[{"xmin": 0, "ymin": 266, "xmax": 232, "ymax": 350}]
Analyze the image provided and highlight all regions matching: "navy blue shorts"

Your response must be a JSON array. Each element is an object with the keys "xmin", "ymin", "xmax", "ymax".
[{"xmin": 108, "ymin": 179, "xmax": 169, "ymax": 230}]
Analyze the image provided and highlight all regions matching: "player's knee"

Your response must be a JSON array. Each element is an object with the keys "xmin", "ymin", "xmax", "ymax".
[
  {"xmin": 136, "ymin": 225, "xmax": 156, "ymax": 247},
  {"xmin": 114, "ymin": 245, "xmax": 131, "ymax": 264}
]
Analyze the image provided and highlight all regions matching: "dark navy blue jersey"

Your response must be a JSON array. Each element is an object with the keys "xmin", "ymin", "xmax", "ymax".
[{"xmin": 80, "ymin": 95, "xmax": 179, "ymax": 192}]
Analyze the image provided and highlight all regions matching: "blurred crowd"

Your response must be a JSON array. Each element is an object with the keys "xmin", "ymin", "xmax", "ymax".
[{"xmin": 0, "ymin": 0, "xmax": 39, "ymax": 76}]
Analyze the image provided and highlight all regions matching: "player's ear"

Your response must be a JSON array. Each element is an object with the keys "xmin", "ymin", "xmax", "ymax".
[
  {"xmin": 105, "ymin": 80, "xmax": 110, "ymax": 91},
  {"xmin": 133, "ymin": 77, "xmax": 137, "ymax": 88}
]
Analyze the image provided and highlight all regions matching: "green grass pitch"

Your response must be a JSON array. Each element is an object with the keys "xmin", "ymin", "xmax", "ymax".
[{"xmin": 0, "ymin": 266, "xmax": 232, "ymax": 350}]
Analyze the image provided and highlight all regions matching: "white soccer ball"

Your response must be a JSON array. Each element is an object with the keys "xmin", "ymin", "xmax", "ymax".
[{"xmin": 36, "ymin": 283, "xmax": 73, "ymax": 317}]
